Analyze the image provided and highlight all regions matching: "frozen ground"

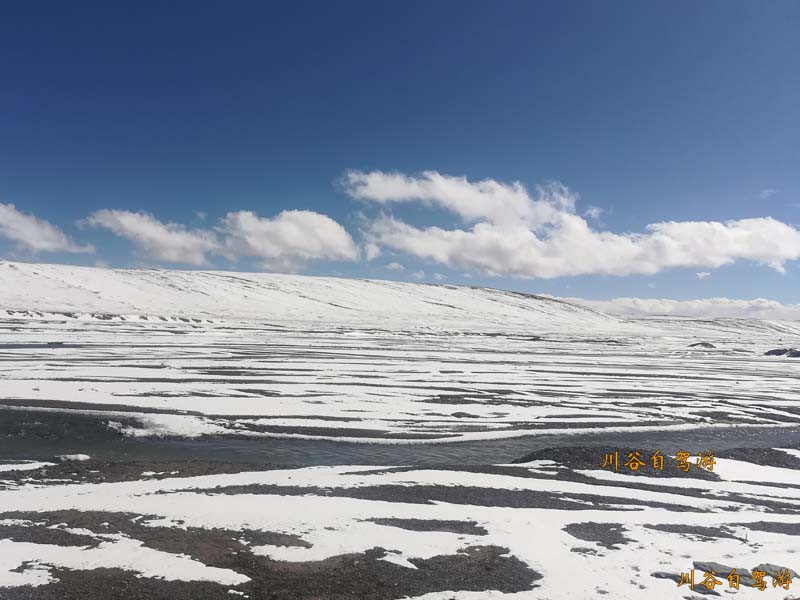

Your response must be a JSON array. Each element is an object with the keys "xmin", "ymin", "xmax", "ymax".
[
  {"xmin": 2, "ymin": 450, "xmax": 800, "ymax": 599},
  {"xmin": 0, "ymin": 262, "xmax": 799, "ymax": 599}
]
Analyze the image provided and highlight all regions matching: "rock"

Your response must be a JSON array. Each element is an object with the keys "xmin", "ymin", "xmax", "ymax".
[
  {"xmin": 765, "ymin": 348, "xmax": 799, "ymax": 357},
  {"xmin": 753, "ymin": 563, "xmax": 798, "ymax": 581},
  {"xmin": 451, "ymin": 412, "xmax": 480, "ymax": 418},
  {"xmin": 693, "ymin": 562, "xmax": 754, "ymax": 587},
  {"xmin": 56, "ymin": 454, "xmax": 92, "ymax": 462},
  {"xmin": 651, "ymin": 570, "xmax": 722, "ymax": 595}
]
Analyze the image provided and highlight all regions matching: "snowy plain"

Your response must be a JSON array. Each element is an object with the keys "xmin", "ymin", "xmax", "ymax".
[{"xmin": 1, "ymin": 261, "xmax": 799, "ymax": 599}]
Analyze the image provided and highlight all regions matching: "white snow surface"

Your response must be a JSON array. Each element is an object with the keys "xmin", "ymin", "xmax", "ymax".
[
  {"xmin": 1, "ymin": 307, "xmax": 798, "ymax": 442},
  {"xmin": 0, "ymin": 462, "xmax": 54, "ymax": 473},
  {"xmin": 0, "ymin": 261, "xmax": 798, "ymax": 442},
  {"xmin": 0, "ymin": 261, "xmax": 633, "ymax": 333},
  {"xmin": 0, "ymin": 538, "xmax": 249, "ymax": 587}
]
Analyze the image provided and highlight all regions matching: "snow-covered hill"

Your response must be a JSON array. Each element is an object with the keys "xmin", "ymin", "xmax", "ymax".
[{"xmin": 0, "ymin": 261, "xmax": 630, "ymax": 333}]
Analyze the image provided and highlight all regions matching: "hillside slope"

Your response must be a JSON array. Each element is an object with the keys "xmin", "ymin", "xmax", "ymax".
[{"xmin": 0, "ymin": 261, "xmax": 630, "ymax": 332}]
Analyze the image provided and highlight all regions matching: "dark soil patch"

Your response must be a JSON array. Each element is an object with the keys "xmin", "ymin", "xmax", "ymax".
[
  {"xmin": 0, "ymin": 399, "xmax": 202, "ymax": 416},
  {"xmin": 367, "ymin": 518, "xmax": 488, "ymax": 535},
  {"xmin": 175, "ymin": 483, "xmax": 709, "ymax": 512},
  {"xmin": 0, "ymin": 522, "xmax": 100, "ymax": 548},
  {"xmin": 562, "ymin": 522, "xmax": 632, "ymax": 550},
  {"xmin": 716, "ymin": 447, "xmax": 800, "ymax": 469},
  {"xmin": 0, "ymin": 510, "xmax": 311, "ymax": 565},
  {"xmin": 0, "ymin": 460, "xmax": 294, "ymax": 486},
  {"xmin": 643, "ymin": 524, "xmax": 746, "ymax": 542},
  {"xmin": 1, "ymin": 545, "xmax": 540, "ymax": 600},
  {"xmin": 739, "ymin": 521, "xmax": 800, "ymax": 536}
]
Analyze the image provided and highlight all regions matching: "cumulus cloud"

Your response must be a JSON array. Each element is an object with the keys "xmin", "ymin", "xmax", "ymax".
[
  {"xmin": 85, "ymin": 210, "xmax": 219, "ymax": 266},
  {"xmin": 433, "ymin": 273, "xmax": 446, "ymax": 281},
  {"xmin": 411, "ymin": 270, "xmax": 425, "ymax": 279},
  {"xmin": 696, "ymin": 271, "xmax": 710, "ymax": 279},
  {"xmin": 572, "ymin": 296, "xmax": 800, "ymax": 321},
  {"xmin": 85, "ymin": 208, "xmax": 358, "ymax": 271},
  {"xmin": 219, "ymin": 210, "xmax": 358, "ymax": 271},
  {"xmin": 0, "ymin": 203, "xmax": 93, "ymax": 254},
  {"xmin": 345, "ymin": 170, "xmax": 800, "ymax": 279},
  {"xmin": 385, "ymin": 262, "xmax": 404, "ymax": 271},
  {"xmin": 344, "ymin": 169, "xmax": 573, "ymax": 228}
]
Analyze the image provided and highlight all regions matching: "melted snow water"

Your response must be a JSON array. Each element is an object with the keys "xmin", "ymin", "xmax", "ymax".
[{"xmin": 3, "ymin": 407, "xmax": 799, "ymax": 465}]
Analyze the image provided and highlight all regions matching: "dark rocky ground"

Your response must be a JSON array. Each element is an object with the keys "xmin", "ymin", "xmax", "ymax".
[{"xmin": 2, "ymin": 407, "xmax": 800, "ymax": 599}]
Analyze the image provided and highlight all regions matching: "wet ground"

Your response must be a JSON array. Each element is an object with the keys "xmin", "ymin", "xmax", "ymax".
[{"xmin": 3, "ymin": 405, "xmax": 800, "ymax": 466}]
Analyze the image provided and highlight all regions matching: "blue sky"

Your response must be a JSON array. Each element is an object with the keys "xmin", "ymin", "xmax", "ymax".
[{"xmin": 1, "ymin": 1, "xmax": 798, "ymax": 303}]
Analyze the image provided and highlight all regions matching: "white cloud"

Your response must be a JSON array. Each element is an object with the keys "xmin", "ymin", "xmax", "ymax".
[
  {"xmin": 385, "ymin": 262, "xmax": 404, "ymax": 271},
  {"xmin": 411, "ymin": 270, "xmax": 425, "ymax": 279},
  {"xmin": 344, "ymin": 169, "xmax": 573, "ymax": 228},
  {"xmin": 218, "ymin": 210, "xmax": 359, "ymax": 272},
  {"xmin": 84, "ymin": 209, "xmax": 358, "ymax": 271},
  {"xmin": 572, "ymin": 296, "xmax": 800, "ymax": 320},
  {"xmin": 759, "ymin": 188, "xmax": 779, "ymax": 199},
  {"xmin": 433, "ymin": 273, "xmax": 446, "ymax": 281},
  {"xmin": 364, "ymin": 242, "xmax": 381, "ymax": 261},
  {"xmin": 346, "ymin": 170, "xmax": 800, "ymax": 279},
  {"xmin": 85, "ymin": 210, "xmax": 219, "ymax": 266},
  {"xmin": 696, "ymin": 271, "xmax": 710, "ymax": 279},
  {"xmin": 0, "ymin": 203, "xmax": 93, "ymax": 254}
]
